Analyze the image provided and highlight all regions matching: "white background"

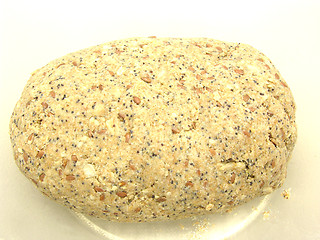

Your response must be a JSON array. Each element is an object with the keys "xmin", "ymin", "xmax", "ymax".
[{"xmin": 0, "ymin": 0, "xmax": 319, "ymax": 239}]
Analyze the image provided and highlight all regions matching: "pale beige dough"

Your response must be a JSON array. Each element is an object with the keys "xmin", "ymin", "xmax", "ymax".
[{"xmin": 9, "ymin": 37, "xmax": 297, "ymax": 222}]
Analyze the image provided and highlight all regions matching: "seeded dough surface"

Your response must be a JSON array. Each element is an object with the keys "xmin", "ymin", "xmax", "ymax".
[{"xmin": 9, "ymin": 37, "xmax": 297, "ymax": 222}]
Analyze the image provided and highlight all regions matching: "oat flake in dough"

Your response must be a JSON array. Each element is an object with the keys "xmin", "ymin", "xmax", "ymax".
[{"xmin": 9, "ymin": 37, "xmax": 297, "ymax": 222}]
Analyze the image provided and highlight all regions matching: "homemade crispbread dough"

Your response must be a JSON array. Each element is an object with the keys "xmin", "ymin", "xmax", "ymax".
[{"xmin": 9, "ymin": 37, "xmax": 297, "ymax": 222}]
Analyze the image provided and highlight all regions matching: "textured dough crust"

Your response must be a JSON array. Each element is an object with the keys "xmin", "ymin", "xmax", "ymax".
[{"xmin": 9, "ymin": 37, "xmax": 297, "ymax": 222}]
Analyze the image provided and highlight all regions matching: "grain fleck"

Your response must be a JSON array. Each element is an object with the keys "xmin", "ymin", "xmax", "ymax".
[
  {"xmin": 125, "ymin": 132, "xmax": 130, "ymax": 143},
  {"xmin": 36, "ymin": 150, "xmax": 44, "ymax": 159},
  {"xmin": 133, "ymin": 96, "xmax": 141, "ymax": 105},
  {"xmin": 39, "ymin": 173, "xmax": 45, "ymax": 182},
  {"xmin": 66, "ymin": 175, "xmax": 75, "ymax": 181},
  {"xmin": 156, "ymin": 196, "xmax": 167, "ymax": 202},
  {"xmin": 216, "ymin": 46, "xmax": 223, "ymax": 52},
  {"xmin": 185, "ymin": 181, "xmax": 194, "ymax": 187},
  {"xmin": 243, "ymin": 94, "xmax": 250, "ymax": 102},
  {"xmin": 41, "ymin": 102, "xmax": 48, "ymax": 109},
  {"xmin": 172, "ymin": 127, "xmax": 180, "ymax": 134},
  {"xmin": 49, "ymin": 91, "xmax": 56, "ymax": 98},
  {"xmin": 94, "ymin": 186, "xmax": 105, "ymax": 192},
  {"xmin": 234, "ymin": 68, "xmax": 244, "ymax": 75},
  {"xmin": 71, "ymin": 154, "xmax": 78, "ymax": 162},
  {"xmin": 116, "ymin": 191, "xmax": 127, "ymax": 198},
  {"xmin": 243, "ymin": 130, "xmax": 251, "ymax": 137},
  {"xmin": 141, "ymin": 75, "xmax": 152, "ymax": 83}
]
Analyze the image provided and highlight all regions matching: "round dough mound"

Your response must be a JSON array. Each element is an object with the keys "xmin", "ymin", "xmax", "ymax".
[{"xmin": 9, "ymin": 37, "xmax": 297, "ymax": 222}]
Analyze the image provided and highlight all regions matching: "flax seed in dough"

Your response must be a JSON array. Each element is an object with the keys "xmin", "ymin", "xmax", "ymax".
[{"xmin": 9, "ymin": 37, "xmax": 297, "ymax": 222}]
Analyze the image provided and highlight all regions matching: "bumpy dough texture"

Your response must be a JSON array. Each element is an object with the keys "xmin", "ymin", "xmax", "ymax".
[{"xmin": 10, "ymin": 37, "xmax": 297, "ymax": 222}]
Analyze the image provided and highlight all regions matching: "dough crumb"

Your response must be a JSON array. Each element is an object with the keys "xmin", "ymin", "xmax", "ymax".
[
  {"xmin": 188, "ymin": 218, "xmax": 210, "ymax": 239},
  {"xmin": 263, "ymin": 211, "xmax": 270, "ymax": 220},
  {"xmin": 281, "ymin": 188, "xmax": 291, "ymax": 199},
  {"xmin": 179, "ymin": 223, "xmax": 185, "ymax": 230}
]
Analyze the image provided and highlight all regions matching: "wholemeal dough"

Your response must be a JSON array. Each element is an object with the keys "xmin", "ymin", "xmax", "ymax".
[{"xmin": 9, "ymin": 37, "xmax": 297, "ymax": 222}]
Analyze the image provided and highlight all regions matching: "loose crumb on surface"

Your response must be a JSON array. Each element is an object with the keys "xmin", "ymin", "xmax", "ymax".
[
  {"xmin": 281, "ymin": 188, "xmax": 291, "ymax": 199},
  {"xmin": 179, "ymin": 223, "xmax": 185, "ymax": 230},
  {"xmin": 252, "ymin": 206, "xmax": 258, "ymax": 211},
  {"xmin": 187, "ymin": 218, "xmax": 211, "ymax": 240},
  {"xmin": 263, "ymin": 211, "xmax": 270, "ymax": 220}
]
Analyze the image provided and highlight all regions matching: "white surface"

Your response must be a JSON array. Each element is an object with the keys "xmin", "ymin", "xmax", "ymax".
[{"xmin": 1, "ymin": 0, "xmax": 320, "ymax": 239}]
